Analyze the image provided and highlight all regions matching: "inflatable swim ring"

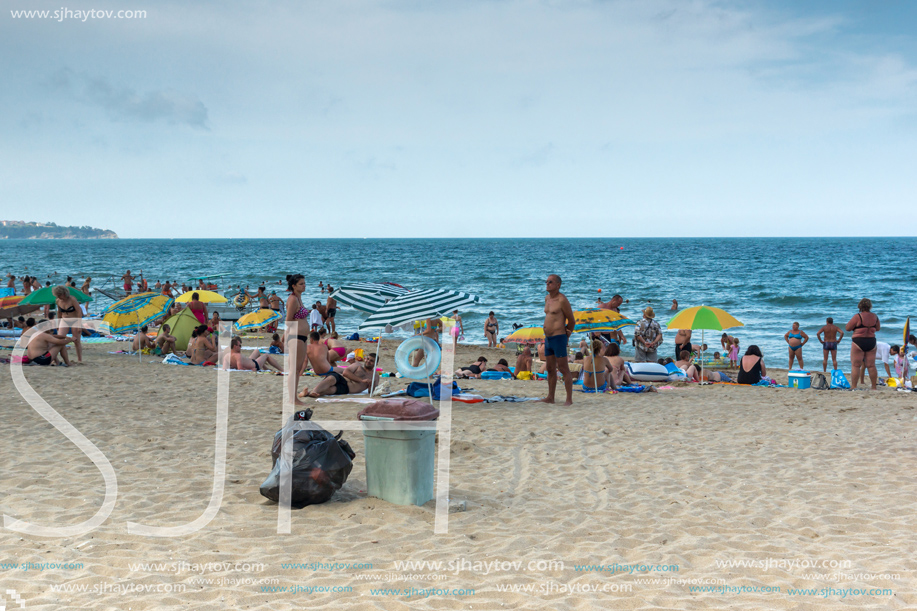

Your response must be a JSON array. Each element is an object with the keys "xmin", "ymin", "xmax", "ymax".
[
  {"xmin": 394, "ymin": 336, "xmax": 441, "ymax": 380},
  {"xmin": 232, "ymin": 292, "xmax": 251, "ymax": 310}
]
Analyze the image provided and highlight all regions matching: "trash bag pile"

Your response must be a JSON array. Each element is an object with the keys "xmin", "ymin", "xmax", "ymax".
[{"xmin": 259, "ymin": 409, "xmax": 356, "ymax": 507}]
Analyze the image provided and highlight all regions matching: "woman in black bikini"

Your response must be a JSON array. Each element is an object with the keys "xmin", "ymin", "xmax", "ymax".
[
  {"xmin": 845, "ymin": 298, "xmax": 880, "ymax": 390},
  {"xmin": 456, "ymin": 356, "xmax": 488, "ymax": 379},
  {"xmin": 484, "ymin": 312, "xmax": 499, "ymax": 348},
  {"xmin": 285, "ymin": 274, "xmax": 310, "ymax": 405},
  {"xmin": 53, "ymin": 284, "xmax": 83, "ymax": 363}
]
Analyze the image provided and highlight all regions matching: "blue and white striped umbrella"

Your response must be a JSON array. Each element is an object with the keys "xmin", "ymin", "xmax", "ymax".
[
  {"xmin": 359, "ymin": 289, "xmax": 480, "ymax": 331},
  {"xmin": 330, "ymin": 282, "xmax": 411, "ymax": 313}
]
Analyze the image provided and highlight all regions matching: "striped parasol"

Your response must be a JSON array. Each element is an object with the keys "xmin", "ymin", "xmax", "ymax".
[
  {"xmin": 331, "ymin": 282, "xmax": 410, "ymax": 313},
  {"xmin": 359, "ymin": 289, "xmax": 479, "ymax": 331}
]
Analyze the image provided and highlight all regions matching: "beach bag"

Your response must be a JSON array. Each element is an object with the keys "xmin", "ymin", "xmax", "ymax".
[
  {"xmin": 811, "ymin": 373, "xmax": 829, "ymax": 390},
  {"xmin": 259, "ymin": 412, "xmax": 355, "ymax": 507},
  {"xmin": 346, "ymin": 332, "xmax": 360, "ymax": 341},
  {"xmin": 406, "ymin": 377, "xmax": 460, "ymax": 400},
  {"xmin": 830, "ymin": 369, "xmax": 850, "ymax": 389}
]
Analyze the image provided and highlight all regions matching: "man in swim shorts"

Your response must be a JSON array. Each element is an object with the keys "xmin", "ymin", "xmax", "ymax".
[
  {"xmin": 24, "ymin": 320, "xmax": 73, "ymax": 366},
  {"xmin": 304, "ymin": 353, "xmax": 378, "ymax": 397},
  {"xmin": 541, "ymin": 274, "xmax": 575, "ymax": 406},
  {"xmin": 132, "ymin": 325, "xmax": 155, "ymax": 352},
  {"xmin": 816, "ymin": 317, "xmax": 844, "ymax": 372},
  {"xmin": 222, "ymin": 336, "xmax": 283, "ymax": 372}
]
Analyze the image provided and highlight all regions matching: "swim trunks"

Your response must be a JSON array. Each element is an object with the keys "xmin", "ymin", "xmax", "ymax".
[
  {"xmin": 31, "ymin": 352, "xmax": 53, "ymax": 366},
  {"xmin": 823, "ymin": 341, "xmax": 837, "ymax": 351},
  {"xmin": 253, "ymin": 360, "xmax": 261, "ymax": 372},
  {"xmin": 330, "ymin": 371, "xmax": 350, "ymax": 395},
  {"xmin": 544, "ymin": 334, "xmax": 568, "ymax": 358},
  {"xmin": 327, "ymin": 308, "xmax": 336, "ymax": 318}
]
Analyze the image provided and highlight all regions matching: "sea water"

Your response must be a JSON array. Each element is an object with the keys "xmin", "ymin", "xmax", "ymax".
[{"xmin": 2, "ymin": 237, "xmax": 915, "ymax": 369}]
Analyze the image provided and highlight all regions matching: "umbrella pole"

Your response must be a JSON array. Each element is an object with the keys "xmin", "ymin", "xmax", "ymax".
[
  {"xmin": 701, "ymin": 329, "xmax": 705, "ymax": 383},
  {"xmin": 370, "ymin": 333, "xmax": 382, "ymax": 397}
]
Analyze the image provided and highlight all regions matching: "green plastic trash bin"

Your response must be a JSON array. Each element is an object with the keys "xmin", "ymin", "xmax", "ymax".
[{"xmin": 358, "ymin": 399, "xmax": 440, "ymax": 506}]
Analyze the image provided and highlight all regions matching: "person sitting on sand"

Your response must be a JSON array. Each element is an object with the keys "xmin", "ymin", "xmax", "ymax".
[
  {"xmin": 456, "ymin": 356, "xmax": 488, "ymax": 379},
  {"xmin": 300, "ymin": 330, "xmax": 342, "ymax": 381},
  {"xmin": 132, "ymin": 325, "xmax": 155, "ymax": 352},
  {"xmin": 302, "ymin": 353, "xmax": 379, "ymax": 398},
  {"xmin": 209, "ymin": 312, "xmax": 221, "ymax": 334},
  {"xmin": 222, "ymin": 336, "xmax": 282, "ymax": 372},
  {"xmin": 737, "ymin": 345, "xmax": 766, "ymax": 385},
  {"xmin": 604, "ymin": 343, "xmax": 631, "ymax": 387},
  {"xmin": 24, "ymin": 320, "xmax": 73, "ymax": 366},
  {"xmin": 675, "ymin": 350, "xmax": 700, "ymax": 382},
  {"xmin": 324, "ymin": 331, "xmax": 346, "ymax": 364},
  {"xmin": 187, "ymin": 325, "xmax": 217, "ymax": 364},
  {"xmin": 572, "ymin": 351, "xmax": 585, "ymax": 365},
  {"xmin": 784, "ymin": 322, "xmax": 808, "ymax": 370},
  {"xmin": 582, "ymin": 339, "xmax": 611, "ymax": 392},
  {"xmin": 270, "ymin": 333, "xmax": 284, "ymax": 353},
  {"xmin": 515, "ymin": 347, "xmax": 533, "ymax": 375}
]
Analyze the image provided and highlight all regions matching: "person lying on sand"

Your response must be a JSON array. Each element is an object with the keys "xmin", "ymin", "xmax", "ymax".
[
  {"xmin": 301, "ymin": 353, "xmax": 378, "ymax": 398},
  {"xmin": 223, "ymin": 336, "xmax": 282, "ymax": 372},
  {"xmin": 456, "ymin": 356, "xmax": 488, "ymax": 379},
  {"xmin": 675, "ymin": 350, "xmax": 700, "ymax": 382}
]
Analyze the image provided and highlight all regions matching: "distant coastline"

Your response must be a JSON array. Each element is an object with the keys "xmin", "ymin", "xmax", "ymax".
[{"xmin": 0, "ymin": 221, "xmax": 118, "ymax": 239}]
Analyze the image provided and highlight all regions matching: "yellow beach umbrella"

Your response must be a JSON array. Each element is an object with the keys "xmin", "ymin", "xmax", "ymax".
[
  {"xmin": 504, "ymin": 326, "xmax": 545, "ymax": 345},
  {"xmin": 666, "ymin": 305, "xmax": 744, "ymax": 383},
  {"xmin": 573, "ymin": 308, "xmax": 635, "ymax": 333},
  {"xmin": 234, "ymin": 308, "xmax": 282, "ymax": 332},
  {"xmin": 175, "ymin": 290, "xmax": 227, "ymax": 303},
  {"xmin": 102, "ymin": 292, "xmax": 174, "ymax": 333}
]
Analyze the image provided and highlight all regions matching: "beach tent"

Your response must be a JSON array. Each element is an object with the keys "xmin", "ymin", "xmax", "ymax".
[{"xmin": 161, "ymin": 307, "xmax": 200, "ymax": 351}]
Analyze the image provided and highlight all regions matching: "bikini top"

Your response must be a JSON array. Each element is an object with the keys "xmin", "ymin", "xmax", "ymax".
[
  {"xmin": 292, "ymin": 297, "xmax": 309, "ymax": 320},
  {"xmin": 60, "ymin": 305, "xmax": 77, "ymax": 313},
  {"xmin": 788, "ymin": 332, "xmax": 802, "ymax": 339}
]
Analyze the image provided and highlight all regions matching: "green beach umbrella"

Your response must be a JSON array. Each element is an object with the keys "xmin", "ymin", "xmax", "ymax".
[{"xmin": 19, "ymin": 285, "xmax": 92, "ymax": 306}]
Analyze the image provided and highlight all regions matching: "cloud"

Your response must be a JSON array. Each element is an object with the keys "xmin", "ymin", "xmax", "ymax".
[{"xmin": 48, "ymin": 68, "xmax": 209, "ymax": 129}]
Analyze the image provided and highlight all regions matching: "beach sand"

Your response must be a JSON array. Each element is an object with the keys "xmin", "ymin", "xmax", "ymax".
[{"xmin": 1, "ymin": 338, "xmax": 914, "ymax": 610}]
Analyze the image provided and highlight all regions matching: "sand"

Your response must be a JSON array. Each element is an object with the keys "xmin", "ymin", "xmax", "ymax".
[{"xmin": 1, "ymin": 338, "xmax": 915, "ymax": 610}]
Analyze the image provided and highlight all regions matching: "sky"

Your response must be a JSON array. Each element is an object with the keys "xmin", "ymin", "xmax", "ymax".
[{"xmin": 1, "ymin": 0, "xmax": 916, "ymax": 238}]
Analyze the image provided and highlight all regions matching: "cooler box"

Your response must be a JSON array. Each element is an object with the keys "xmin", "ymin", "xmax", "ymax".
[
  {"xmin": 788, "ymin": 370, "xmax": 811, "ymax": 389},
  {"xmin": 358, "ymin": 399, "xmax": 439, "ymax": 506}
]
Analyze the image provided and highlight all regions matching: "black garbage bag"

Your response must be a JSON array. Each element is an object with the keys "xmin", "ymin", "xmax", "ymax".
[{"xmin": 259, "ymin": 410, "xmax": 356, "ymax": 507}]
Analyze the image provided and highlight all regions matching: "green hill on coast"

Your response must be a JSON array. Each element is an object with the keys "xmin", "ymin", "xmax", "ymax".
[{"xmin": 0, "ymin": 221, "xmax": 118, "ymax": 239}]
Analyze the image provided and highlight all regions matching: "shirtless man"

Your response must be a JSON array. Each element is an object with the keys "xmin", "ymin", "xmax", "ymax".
[
  {"xmin": 325, "ymin": 287, "xmax": 337, "ymax": 334},
  {"xmin": 596, "ymin": 293, "xmax": 623, "ymax": 312},
  {"xmin": 302, "ymin": 330, "xmax": 342, "ymax": 378},
  {"xmin": 121, "ymin": 270, "xmax": 134, "ymax": 295},
  {"xmin": 132, "ymin": 325, "xmax": 155, "ymax": 352},
  {"xmin": 816, "ymin": 317, "xmax": 844, "ymax": 372},
  {"xmin": 541, "ymin": 274, "xmax": 576, "ymax": 406},
  {"xmin": 302, "ymin": 353, "xmax": 379, "ymax": 398},
  {"xmin": 156, "ymin": 324, "xmax": 177, "ymax": 354},
  {"xmin": 24, "ymin": 321, "xmax": 73, "ymax": 366},
  {"xmin": 515, "ymin": 347, "xmax": 533, "ymax": 375},
  {"xmin": 673, "ymin": 328, "xmax": 692, "ymax": 359},
  {"xmin": 222, "ymin": 336, "xmax": 283, "ymax": 372},
  {"xmin": 413, "ymin": 318, "xmax": 442, "ymax": 367}
]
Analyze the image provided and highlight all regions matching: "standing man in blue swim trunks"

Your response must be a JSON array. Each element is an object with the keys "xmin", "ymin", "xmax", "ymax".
[{"xmin": 541, "ymin": 274, "xmax": 576, "ymax": 406}]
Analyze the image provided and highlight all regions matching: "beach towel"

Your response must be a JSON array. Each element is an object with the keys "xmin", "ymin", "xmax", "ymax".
[
  {"xmin": 617, "ymin": 384, "xmax": 647, "ymax": 393},
  {"xmin": 830, "ymin": 369, "xmax": 850, "ymax": 389},
  {"xmin": 481, "ymin": 371, "xmax": 512, "ymax": 380},
  {"xmin": 162, "ymin": 354, "xmax": 192, "ymax": 366},
  {"xmin": 315, "ymin": 397, "xmax": 377, "ymax": 404}
]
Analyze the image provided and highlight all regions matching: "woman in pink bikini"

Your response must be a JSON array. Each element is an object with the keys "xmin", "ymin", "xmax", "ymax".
[
  {"xmin": 323, "ymin": 331, "xmax": 346, "ymax": 365},
  {"xmin": 285, "ymin": 274, "xmax": 309, "ymax": 405}
]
